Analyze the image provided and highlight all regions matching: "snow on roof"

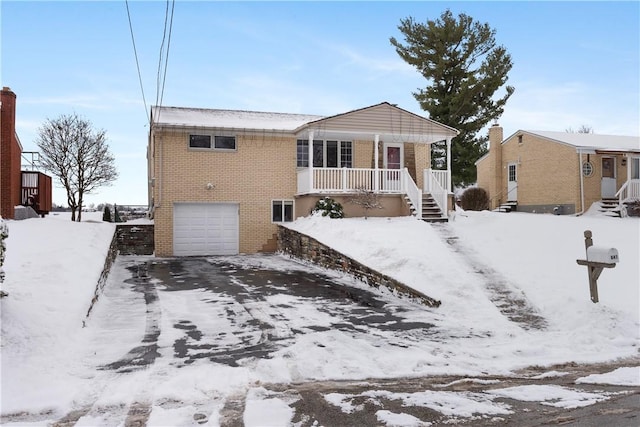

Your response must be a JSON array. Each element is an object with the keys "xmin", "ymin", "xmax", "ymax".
[
  {"xmin": 525, "ymin": 130, "xmax": 640, "ymax": 152},
  {"xmin": 152, "ymin": 106, "xmax": 324, "ymax": 131}
]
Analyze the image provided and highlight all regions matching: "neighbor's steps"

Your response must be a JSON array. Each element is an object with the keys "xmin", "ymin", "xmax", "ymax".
[
  {"xmin": 493, "ymin": 201, "xmax": 517, "ymax": 213},
  {"xmin": 598, "ymin": 198, "xmax": 622, "ymax": 218}
]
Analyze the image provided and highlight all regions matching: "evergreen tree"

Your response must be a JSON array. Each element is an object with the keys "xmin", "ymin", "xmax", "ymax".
[
  {"xmin": 113, "ymin": 204, "xmax": 123, "ymax": 223},
  {"xmin": 390, "ymin": 10, "xmax": 514, "ymax": 186},
  {"xmin": 103, "ymin": 205, "xmax": 112, "ymax": 222}
]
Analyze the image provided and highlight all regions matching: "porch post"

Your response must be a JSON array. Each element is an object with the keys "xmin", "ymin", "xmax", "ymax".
[
  {"xmin": 374, "ymin": 134, "xmax": 380, "ymax": 192},
  {"xmin": 446, "ymin": 137, "xmax": 452, "ymax": 192},
  {"xmin": 627, "ymin": 153, "xmax": 631, "ymax": 183},
  {"xmin": 308, "ymin": 130, "xmax": 314, "ymax": 192}
]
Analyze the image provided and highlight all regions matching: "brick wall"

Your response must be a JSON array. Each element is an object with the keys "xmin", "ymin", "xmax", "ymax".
[
  {"xmin": 277, "ymin": 225, "xmax": 441, "ymax": 307},
  {"xmin": 151, "ymin": 130, "xmax": 300, "ymax": 256},
  {"xmin": 1, "ymin": 88, "xmax": 22, "ymax": 219},
  {"xmin": 150, "ymin": 127, "xmax": 435, "ymax": 256}
]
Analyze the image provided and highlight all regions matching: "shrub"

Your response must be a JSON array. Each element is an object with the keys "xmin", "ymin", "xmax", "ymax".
[
  {"xmin": 103, "ymin": 205, "xmax": 112, "ymax": 222},
  {"xmin": 460, "ymin": 187, "xmax": 490, "ymax": 211},
  {"xmin": 312, "ymin": 197, "xmax": 344, "ymax": 218},
  {"xmin": 624, "ymin": 199, "xmax": 640, "ymax": 217},
  {"xmin": 0, "ymin": 217, "xmax": 8, "ymax": 287}
]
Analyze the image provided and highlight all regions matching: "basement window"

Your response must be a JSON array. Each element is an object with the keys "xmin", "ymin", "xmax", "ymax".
[{"xmin": 272, "ymin": 200, "xmax": 294, "ymax": 223}]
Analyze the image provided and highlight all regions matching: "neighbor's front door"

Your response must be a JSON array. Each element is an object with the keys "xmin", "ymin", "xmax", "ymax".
[
  {"xmin": 601, "ymin": 157, "xmax": 617, "ymax": 199},
  {"xmin": 507, "ymin": 162, "xmax": 518, "ymax": 202},
  {"xmin": 383, "ymin": 143, "xmax": 403, "ymax": 191}
]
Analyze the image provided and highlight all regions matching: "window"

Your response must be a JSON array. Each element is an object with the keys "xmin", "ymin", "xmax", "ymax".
[
  {"xmin": 214, "ymin": 136, "xmax": 236, "ymax": 150},
  {"xmin": 582, "ymin": 161, "xmax": 594, "ymax": 177},
  {"xmin": 189, "ymin": 134, "xmax": 236, "ymax": 150},
  {"xmin": 631, "ymin": 157, "xmax": 640, "ymax": 180},
  {"xmin": 272, "ymin": 200, "xmax": 294, "ymax": 223},
  {"xmin": 518, "ymin": 135, "xmax": 523, "ymax": 144},
  {"xmin": 189, "ymin": 135, "xmax": 211, "ymax": 149},
  {"xmin": 297, "ymin": 139, "xmax": 352, "ymax": 168},
  {"xmin": 508, "ymin": 164, "xmax": 517, "ymax": 182}
]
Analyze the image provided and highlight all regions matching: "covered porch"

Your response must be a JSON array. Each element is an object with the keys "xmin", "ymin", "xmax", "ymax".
[{"xmin": 293, "ymin": 103, "xmax": 459, "ymax": 219}]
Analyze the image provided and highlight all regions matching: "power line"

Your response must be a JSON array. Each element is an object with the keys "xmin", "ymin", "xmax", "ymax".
[
  {"xmin": 156, "ymin": 0, "xmax": 175, "ymax": 114},
  {"xmin": 125, "ymin": 0, "xmax": 149, "ymax": 125}
]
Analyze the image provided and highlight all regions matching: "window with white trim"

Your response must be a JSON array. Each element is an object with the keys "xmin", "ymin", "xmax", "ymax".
[
  {"xmin": 272, "ymin": 200, "xmax": 294, "ymax": 223},
  {"xmin": 297, "ymin": 139, "xmax": 352, "ymax": 168},
  {"xmin": 189, "ymin": 134, "xmax": 236, "ymax": 150}
]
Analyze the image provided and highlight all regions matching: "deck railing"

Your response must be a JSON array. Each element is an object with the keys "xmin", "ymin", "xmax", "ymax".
[
  {"xmin": 424, "ymin": 169, "xmax": 449, "ymax": 217},
  {"xmin": 616, "ymin": 179, "xmax": 640, "ymax": 204}
]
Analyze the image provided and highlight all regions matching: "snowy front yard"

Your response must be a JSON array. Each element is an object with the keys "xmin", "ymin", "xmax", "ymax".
[{"xmin": 0, "ymin": 210, "xmax": 638, "ymax": 425}]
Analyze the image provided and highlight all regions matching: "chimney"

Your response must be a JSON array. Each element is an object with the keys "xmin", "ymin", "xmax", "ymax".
[
  {"xmin": 488, "ymin": 123, "xmax": 503, "ymax": 209},
  {"xmin": 1, "ymin": 87, "xmax": 20, "ymax": 219},
  {"xmin": 488, "ymin": 123, "xmax": 503, "ymax": 152}
]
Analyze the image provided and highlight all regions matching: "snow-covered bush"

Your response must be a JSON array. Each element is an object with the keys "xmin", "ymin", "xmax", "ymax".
[
  {"xmin": 0, "ymin": 216, "xmax": 8, "ymax": 285},
  {"xmin": 460, "ymin": 187, "xmax": 490, "ymax": 211},
  {"xmin": 312, "ymin": 197, "xmax": 344, "ymax": 218}
]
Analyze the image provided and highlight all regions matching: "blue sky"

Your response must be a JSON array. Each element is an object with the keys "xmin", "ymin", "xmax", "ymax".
[{"xmin": 2, "ymin": 1, "xmax": 639, "ymax": 206}]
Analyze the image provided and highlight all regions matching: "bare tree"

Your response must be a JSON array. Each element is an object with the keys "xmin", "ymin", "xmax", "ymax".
[
  {"xmin": 348, "ymin": 187, "xmax": 383, "ymax": 219},
  {"xmin": 36, "ymin": 113, "xmax": 118, "ymax": 221},
  {"xmin": 566, "ymin": 125, "xmax": 594, "ymax": 134}
]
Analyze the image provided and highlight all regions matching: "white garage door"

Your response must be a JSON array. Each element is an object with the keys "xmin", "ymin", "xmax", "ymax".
[{"xmin": 173, "ymin": 203, "xmax": 239, "ymax": 256}]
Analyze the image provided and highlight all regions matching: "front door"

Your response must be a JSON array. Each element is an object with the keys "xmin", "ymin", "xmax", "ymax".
[
  {"xmin": 601, "ymin": 157, "xmax": 617, "ymax": 198},
  {"xmin": 383, "ymin": 143, "xmax": 403, "ymax": 191},
  {"xmin": 507, "ymin": 162, "xmax": 518, "ymax": 201}
]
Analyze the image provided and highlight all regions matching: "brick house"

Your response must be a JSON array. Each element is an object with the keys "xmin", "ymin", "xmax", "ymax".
[
  {"xmin": 147, "ymin": 102, "xmax": 459, "ymax": 256},
  {"xmin": 1, "ymin": 87, "xmax": 52, "ymax": 219},
  {"xmin": 476, "ymin": 124, "xmax": 640, "ymax": 215}
]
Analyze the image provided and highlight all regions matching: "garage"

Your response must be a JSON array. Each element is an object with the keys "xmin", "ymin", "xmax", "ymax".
[{"xmin": 173, "ymin": 203, "xmax": 239, "ymax": 256}]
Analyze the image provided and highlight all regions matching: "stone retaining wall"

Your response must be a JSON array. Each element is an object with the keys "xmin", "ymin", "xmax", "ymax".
[
  {"xmin": 85, "ymin": 224, "xmax": 154, "ymax": 321},
  {"xmin": 277, "ymin": 225, "xmax": 441, "ymax": 307},
  {"xmin": 116, "ymin": 224, "xmax": 154, "ymax": 255},
  {"xmin": 85, "ymin": 227, "xmax": 119, "ymax": 319}
]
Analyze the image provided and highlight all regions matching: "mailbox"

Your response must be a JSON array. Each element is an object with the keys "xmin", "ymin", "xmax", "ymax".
[{"xmin": 586, "ymin": 246, "xmax": 619, "ymax": 264}]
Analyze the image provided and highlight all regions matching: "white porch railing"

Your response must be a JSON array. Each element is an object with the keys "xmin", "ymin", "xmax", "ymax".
[
  {"xmin": 298, "ymin": 167, "xmax": 412, "ymax": 194},
  {"xmin": 616, "ymin": 179, "xmax": 640, "ymax": 204},
  {"xmin": 403, "ymin": 168, "xmax": 422, "ymax": 218},
  {"xmin": 424, "ymin": 168, "xmax": 449, "ymax": 217},
  {"xmin": 297, "ymin": 167, "xmax": 451, "ymax": 219}
]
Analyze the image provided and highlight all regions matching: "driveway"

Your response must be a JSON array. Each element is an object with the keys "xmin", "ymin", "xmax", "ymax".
[
  {"xmin": 30, "ymin": 254, "xmax": 638, "ymax": 427},
  {"xmin": 101, "ymin": 255, "xmax": 438, "ymax": 373}
]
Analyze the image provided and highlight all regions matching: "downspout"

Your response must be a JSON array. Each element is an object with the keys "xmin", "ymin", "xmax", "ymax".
[
  {"xmin": 446, "ymin": 137, "xmax": 452, "ymax": 192},
  {"xmin": 577, "ymin": 150, "xmax": 585, "ymax": 215},
  {"xmin": 374, "ymin": 134, "xmax": 379, "ymax": 192},
  {"xmin": 308, "ymin": 130, "xmax": 314, "ymax": 192}
]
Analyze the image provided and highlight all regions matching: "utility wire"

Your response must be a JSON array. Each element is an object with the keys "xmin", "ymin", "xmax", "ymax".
[
  {"xmin": 125, "ymin": 0, "xmax": 149, "ymax": 125},
  {"xmin": 158, "ymin": 0, "xmax": 175, "ymax": 112}
]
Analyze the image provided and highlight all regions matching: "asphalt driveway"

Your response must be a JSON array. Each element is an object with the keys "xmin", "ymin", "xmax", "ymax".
[{"xmin": 101, "ymin": 254, "xmax": 438, "ymax": 373}]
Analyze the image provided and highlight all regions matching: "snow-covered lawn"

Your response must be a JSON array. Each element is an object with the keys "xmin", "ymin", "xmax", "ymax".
[{"xmin": 0, "ymin": 210, "xmax": 638, "ymax": 425}]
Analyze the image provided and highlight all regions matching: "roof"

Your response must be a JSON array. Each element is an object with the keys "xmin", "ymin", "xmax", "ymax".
[
  {"xmin": 293, "ymin": 102, "xmax": 459, "ymax": 143},
  {"xmin": 520, "ymin": 130, "xmax": 640, "ymax": 152},
  {"xmin": 151, "ymin": 106, "xmax": 324, "ymax": 131}
]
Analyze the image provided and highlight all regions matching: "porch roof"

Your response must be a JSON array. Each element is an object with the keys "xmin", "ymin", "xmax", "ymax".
[{"xmin": 294, "ymin": 102, "xmax": 459, "ymax": 144}]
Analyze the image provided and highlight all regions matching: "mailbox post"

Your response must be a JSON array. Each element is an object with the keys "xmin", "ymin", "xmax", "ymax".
[{"xmin": 576, "ymin": 230, "xmax": 619, "ymax": 303}]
